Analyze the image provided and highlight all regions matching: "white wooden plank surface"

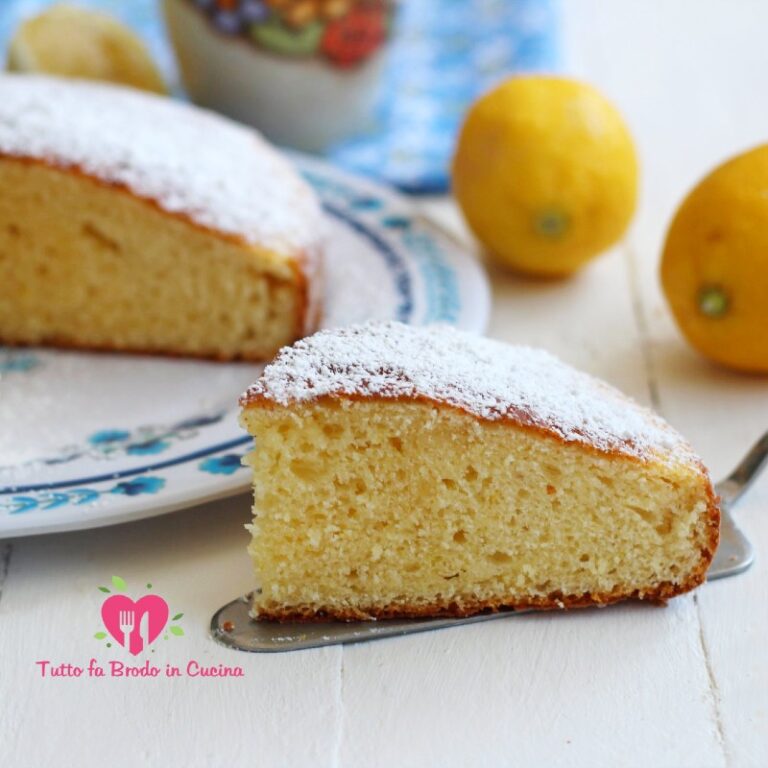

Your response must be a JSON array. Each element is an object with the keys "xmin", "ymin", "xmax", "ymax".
[
  {"xmin": 2, "ymin": 2, "xmax": 768, "ymax": 766},
  {"xmin": 567, "ymin": 3, "xmax": 768, "ymax": 765},
  {"xmin": 0, "ymin": 500, "xmax": 343, "ymax": 768}
]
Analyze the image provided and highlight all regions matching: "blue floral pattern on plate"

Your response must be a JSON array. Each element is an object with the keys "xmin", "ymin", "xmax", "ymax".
[
  {"xmin": 199, "ymin": 455, "xmax": 246, "ymax": 476},
  {"xmin": 0, "ymin": 351, "xmax": 41, "ymax": 374},
  {"xmin": 2, "ymin": 413, "xmax": 229, "ymax": 474},
  {"xmin": 2, "ymin": 476, "xmax": 166, "ymax": 514},
  {"xmin": 111, "ymin": 476, "xmax": 166, "ymax": 496},
  {"xmin": 88, "ymin": 430, "xmax": 132, "ymax": 445}
]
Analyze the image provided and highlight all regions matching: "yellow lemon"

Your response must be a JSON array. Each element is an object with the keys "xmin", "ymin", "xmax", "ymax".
[
  {"xmin": 452, "ymin": 76, "xmax": 638, "ymax": 277},
  {"xmin": 7, "ymin": 3, "xmax": 166, "ymax": 94},
  {"xmin": 661, "ymin": 145, "xmax": 768, "ymax": 373}
]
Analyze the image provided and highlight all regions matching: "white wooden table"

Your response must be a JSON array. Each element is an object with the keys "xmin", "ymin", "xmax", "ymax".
[{"xmin": 2, "ymin": 3, "xmax": 767, "ymax": 766}]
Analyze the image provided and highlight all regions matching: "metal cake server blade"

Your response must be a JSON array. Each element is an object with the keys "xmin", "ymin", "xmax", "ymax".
[{"xmin": 212, "ymin": 431, "xmax": 767, "ymax": 653}]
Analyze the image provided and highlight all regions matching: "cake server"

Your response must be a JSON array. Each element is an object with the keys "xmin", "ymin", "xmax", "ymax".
[{"xmin": 211, "ymin": 430, "xmax": 767, "ymax": 653}]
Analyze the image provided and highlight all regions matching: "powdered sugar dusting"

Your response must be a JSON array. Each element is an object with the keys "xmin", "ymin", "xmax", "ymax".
[
  {"xmin": 0, "ymin": 75, "xmax": 322, "ymax": 252},
  {"xmin": 242, "ymin": 322, "xmax": 692, "ymax": 462}
]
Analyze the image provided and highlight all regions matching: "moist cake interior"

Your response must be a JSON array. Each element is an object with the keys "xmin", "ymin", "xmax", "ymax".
[
  {"xmin": 242, "ymin": 398, "xmax": 714, "ymax": 620},
  {"xmin": 0, "ymin": 158, "xmax": 302, "ymax": 360}
]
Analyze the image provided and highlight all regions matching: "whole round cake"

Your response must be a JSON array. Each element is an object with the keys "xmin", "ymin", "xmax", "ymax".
[
  {"xmin": 240, "ymin": 321, "xmax": 720, "ymax": 621},
  {"xmin": 0, "ymin": 74, "xmax": 324, "ymax": 360}
]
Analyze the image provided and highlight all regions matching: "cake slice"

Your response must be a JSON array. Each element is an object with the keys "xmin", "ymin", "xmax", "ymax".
[
  {"xmin": 239, "ymin": 322, "xmax": 720, "ymax": 620},
  {"xmin": 0, "ymin": 75, "xmax": 322, "ymax": 360}
]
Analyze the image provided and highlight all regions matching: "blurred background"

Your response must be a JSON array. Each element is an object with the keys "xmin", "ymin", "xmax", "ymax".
[{"xmin": 0, "ymin": 0, "xmax": 561, "ymax": 191}]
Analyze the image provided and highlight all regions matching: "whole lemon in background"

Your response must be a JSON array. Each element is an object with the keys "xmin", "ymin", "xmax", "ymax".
[
  {"xmin": 452, "ymin": 76, "xmax": 638, "ymax": 277},
  {"xmin": 6, "ymin": 3, "xmax": 166, "ymax": 94},
  {"xmin": 661, "ymin": 145, "xmax": 768, "ymax": 373}
]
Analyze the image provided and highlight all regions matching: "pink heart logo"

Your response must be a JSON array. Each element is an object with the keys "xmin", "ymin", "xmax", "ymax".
[{"xmin": 101, "ymin": 594, "xmax": 169, "ymax": 656}]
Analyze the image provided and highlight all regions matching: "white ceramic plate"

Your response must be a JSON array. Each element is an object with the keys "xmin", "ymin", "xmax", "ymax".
[{"xmin": 0, "ymin": 154, "xmax": 489, "ymax": 538}]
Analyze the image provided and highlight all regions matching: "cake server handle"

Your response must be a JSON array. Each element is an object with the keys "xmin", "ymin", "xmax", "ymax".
[{"xmin": 713, "ymin": 429, "xmax": 768, "ymax": 509}]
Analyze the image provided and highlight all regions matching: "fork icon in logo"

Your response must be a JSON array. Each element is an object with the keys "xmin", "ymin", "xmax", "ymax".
[
  {"xmin": 118, "ymin": 609, "xmax": 152, "ymax": 653},
  {"xmin": 119, "ymin": 610, "xmax": 134, "ymax": 648}
]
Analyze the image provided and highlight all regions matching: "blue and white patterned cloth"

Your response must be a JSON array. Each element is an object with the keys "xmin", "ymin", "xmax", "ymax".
[
  {"xmin": 334, "ymin": 0, "xmax": 561, "ymax": 192},
  {"xmin": 0, "ymin": 0, "xmax": 560, "ymax": 193}
]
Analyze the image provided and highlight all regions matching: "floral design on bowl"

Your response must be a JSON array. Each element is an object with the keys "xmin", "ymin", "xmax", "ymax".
[
  {"xmin": 189, "ymin": 0, "xmax": 392, "ymax": 67},
  {"xmin": 321, "ymin": 2, "xmax": 388, "ymax": 67}
]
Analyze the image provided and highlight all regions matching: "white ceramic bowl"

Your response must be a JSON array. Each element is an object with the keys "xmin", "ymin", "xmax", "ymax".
[{"xmin": 163, "ymin": 0, "xmax": 394, "ymax": 152}]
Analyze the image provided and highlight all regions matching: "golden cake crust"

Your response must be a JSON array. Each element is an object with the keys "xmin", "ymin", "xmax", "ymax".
[
  {"xmin": 241, "ymin": 322, "xmax": 708, "ymax": 467},
  {"xmin": 253, "ymin": 574, "xmax": 716, "ymax": 622}
]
